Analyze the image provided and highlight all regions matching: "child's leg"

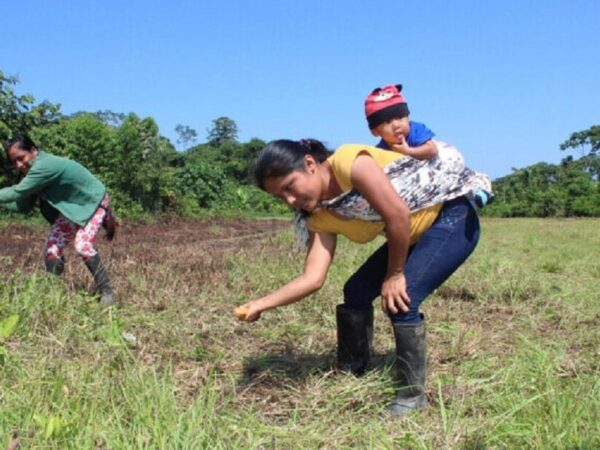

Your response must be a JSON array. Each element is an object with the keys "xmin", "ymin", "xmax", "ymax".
[
  {"xmin": 433, "ymin": 140, "xmax": 465, "ymax": 172},
  {"xmin": 474, "ymin": 189, "xmax": 495, "ymax": 207},
  {"xmin": 434, "ymin": 140, "xmax": 494, "ymax": 207}
]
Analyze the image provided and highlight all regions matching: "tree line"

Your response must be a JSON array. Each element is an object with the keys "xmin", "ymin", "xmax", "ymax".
[
  {"xmin": 1, "ymin": 69, "xmax": 598, "ymax": 218},
  {"xmin": 482, "ymin": 126, "xmax": 599, "ymax": 217},
  {"xmin": 0, "ymin": 70, "xmax": 286, "ymax": 218}
]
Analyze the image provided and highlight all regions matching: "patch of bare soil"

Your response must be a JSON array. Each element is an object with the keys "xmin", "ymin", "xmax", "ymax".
[{"xmin": 0, "ymin": 216, "xmax": 290, "ymax": 271}]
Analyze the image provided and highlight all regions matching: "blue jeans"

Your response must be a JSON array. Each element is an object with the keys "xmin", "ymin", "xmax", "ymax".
[{"xmin": 342, "ymin": 196, "xmax": 480, "ymax": 323}]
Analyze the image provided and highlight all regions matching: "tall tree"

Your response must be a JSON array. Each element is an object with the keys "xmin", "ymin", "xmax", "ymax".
[
  {"xmin": 115, "ymin": 114, "xmax": 177, "ymax": 211},
  {"xmin": 94, "ymin": 110, "xmax": 126, "ymax": 128},
  {"xmin": 560, "ymin": 125, "xmax": 600, "ymax": 157},
  {"xmin": 0, "ymin": 70, "xmax": 62, "ymax": 187},
  {"xmin": 0, "ymin": 70, "xmax": 61, "ymax": 141},
  {"xmin": 174, "ymin": 124, "xmax": 198, "ymax": 150},
  {"xmin": 207, "ymin": 116, "xmax": 238, "ymax": 146}
]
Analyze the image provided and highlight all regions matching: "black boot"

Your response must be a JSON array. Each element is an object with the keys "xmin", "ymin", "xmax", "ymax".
[
  {"xmin": 388, "ymin": 317, "xmax": 427, "ymax": 417},
  {"xmin": 336, "ymin": 305, "xmax": 373, "ymax": 376},
  {"xmin": 45, "ymin": 257, "xmax": 64, "ymax": 275},
  {"xmin": 84, "ymin": 254, "xmax": 115, "ymax": 307}
]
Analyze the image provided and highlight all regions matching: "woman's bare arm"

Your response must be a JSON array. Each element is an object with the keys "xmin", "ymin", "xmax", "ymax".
[
  {"xmin": 350, "ymin": 153, "xmax": 412, "ymax": 314},
  {"xmin": 239, "ymin": 230, "xmax": 337, "ymax": 321}
]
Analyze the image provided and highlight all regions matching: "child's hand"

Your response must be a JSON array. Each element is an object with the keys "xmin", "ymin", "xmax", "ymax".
[
  {"xmin": 233, "ymin": 302, "xmax": 262, "ymax": 322},
  {"xmin": 389, "ymin": 135, "xmax": 411, "ymax": 155}
]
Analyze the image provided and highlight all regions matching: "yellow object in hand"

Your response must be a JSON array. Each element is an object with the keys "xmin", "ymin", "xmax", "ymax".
[{"xmin": 233, "ymin": 306, "xmax": 249, "ymax": 321}]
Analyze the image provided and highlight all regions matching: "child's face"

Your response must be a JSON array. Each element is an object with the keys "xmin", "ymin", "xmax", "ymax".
[
  {"xmin": 7, "ymin": 146, "xmax": 39, "ymax": 175},
  {"xmin": 371, "ymin": 116, "xmax": 410, "ymax": 144}
]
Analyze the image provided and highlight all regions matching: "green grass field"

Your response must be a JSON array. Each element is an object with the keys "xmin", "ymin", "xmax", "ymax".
[{"xmin": 1, "ymin": 218, "xmax": 598, "ymax": 449}]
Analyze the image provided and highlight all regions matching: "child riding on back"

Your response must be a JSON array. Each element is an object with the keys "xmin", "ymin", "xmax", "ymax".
[{"xmin": 365, "ymin": 84, "xmax": 494, "ymax": 207}]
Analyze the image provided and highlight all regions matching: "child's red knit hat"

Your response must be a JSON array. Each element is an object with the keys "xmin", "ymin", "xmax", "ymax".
[{"xmin": 364, "ymin": 84, "xmax": 409, "ymax": 129}]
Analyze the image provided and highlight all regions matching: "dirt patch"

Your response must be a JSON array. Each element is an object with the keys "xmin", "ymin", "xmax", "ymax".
[{"xmin": 0, "ymin": 216, "xmax": 291, "ymax": 270}]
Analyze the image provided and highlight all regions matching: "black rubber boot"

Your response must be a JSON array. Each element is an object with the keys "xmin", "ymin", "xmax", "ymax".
[
  {"xmin": 45, "ymin": 257, "xmax": 64, "ymax": 276},
  {"xmin": 336, "ymin": 305, "xmax": 374, "ymax": 376},
  {"xmin": 84, "ymin": 254, "xmax": 115, "ymax": 307},
  {"xmin": 388, "ymin": 317, "xmax": 427, "ymax": 417}
]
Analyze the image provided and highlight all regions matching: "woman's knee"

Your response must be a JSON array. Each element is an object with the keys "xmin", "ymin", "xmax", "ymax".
[
  {"xmin": 343, "ymin": 276, "xmax": 377, "ymax": 309},
  {"xmin": 74, "ymin": 239, "xmax": 97, "ymax": 259},
  {"xmin": 343, "ymin": 277, "xmax": 365, "ymax": 306},
  {"xmin": 45, "ymin": 241, "xmax": 64, "ymax": 259},
  {"xmin": 389, "ymin": 303, "xmax": 422, "ymax": 323}
]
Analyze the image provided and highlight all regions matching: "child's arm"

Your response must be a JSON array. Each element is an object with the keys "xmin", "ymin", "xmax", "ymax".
[{"xmin": 389, "ymin": 136, "xmax": 438, "ymax": 160}]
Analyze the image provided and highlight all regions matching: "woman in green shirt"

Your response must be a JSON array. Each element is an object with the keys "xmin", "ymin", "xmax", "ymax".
[{"xmin": 1, "ymin": 135, "xmax": 117, "ymax": 306}]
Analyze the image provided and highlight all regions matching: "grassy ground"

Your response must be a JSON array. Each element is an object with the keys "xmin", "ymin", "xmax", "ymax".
[{"xmin": 0, "ymin": 218, "xmax": 598, "ymax": 449}]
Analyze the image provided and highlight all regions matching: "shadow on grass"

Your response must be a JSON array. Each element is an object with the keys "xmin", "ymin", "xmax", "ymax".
[
  {"xmin": 240, "ymin": 350, "xmax": 333, "ymax": 387},
  {"xmin": 239, "ymin": 346, "xmax": 395, "ymax": 388}
]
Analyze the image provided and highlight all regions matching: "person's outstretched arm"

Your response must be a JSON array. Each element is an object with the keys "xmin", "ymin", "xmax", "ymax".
[
  {"xmin": 238, "ymin": 230, "xmax": 337, "ymax": 321},
  {"xmin": 0, "ymin": 194, "xmax": 37, "ymax": 213},
  {"xmin": 350, "ymin": 152, "xmax": 412, "ymax": 314},
  {"xmin": 0, "ymin": 162, "xmax": 56, "ymax": 204}
]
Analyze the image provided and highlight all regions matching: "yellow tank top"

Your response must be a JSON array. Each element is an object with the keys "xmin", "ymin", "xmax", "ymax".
[{"xmin": 307, "ymin": 144, "xmax": 442, "ymax": 244}]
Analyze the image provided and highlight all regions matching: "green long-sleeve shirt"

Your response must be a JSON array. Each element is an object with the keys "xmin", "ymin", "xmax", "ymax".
[{"xmin": 0, "ymin": 151, "xmax": 106, "ymax": 226}]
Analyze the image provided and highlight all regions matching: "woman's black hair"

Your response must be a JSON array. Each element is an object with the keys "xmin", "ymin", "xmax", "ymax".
[
  {"xmin": 4, "ymin": 134, "xmax": 37, "ymax": 158},
  {"xmin": 253, "ymin": 139, "xmax": 330, "ymax": 190}
]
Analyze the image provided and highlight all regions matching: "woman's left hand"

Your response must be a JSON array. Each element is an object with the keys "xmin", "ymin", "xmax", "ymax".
[{"xmin": 381, "ymin": 273, "xmax": 411, "ymax": 315}]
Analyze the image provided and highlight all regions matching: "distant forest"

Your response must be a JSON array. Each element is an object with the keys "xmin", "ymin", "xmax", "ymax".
[
  {"xmin": 483, "ymin": 149, "xmax": 599, "ymax": 217},
  {"xmin": 1, "ymin": 70, "xmax": 598, "ymax": 218},
  {"xmin": 0, "ymin": 70, "xmax": 287, "ymax": 218}
]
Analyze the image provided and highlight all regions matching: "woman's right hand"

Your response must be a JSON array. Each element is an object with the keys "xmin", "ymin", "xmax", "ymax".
[{"xmin": 233, "ymin": 301, "xmax": 262, "ymax": 322}]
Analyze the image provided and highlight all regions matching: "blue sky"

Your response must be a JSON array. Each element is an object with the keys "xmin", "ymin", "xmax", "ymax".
[{"xmin": 2, "ymin": 0, "xmax": 599, "ymax": 179}]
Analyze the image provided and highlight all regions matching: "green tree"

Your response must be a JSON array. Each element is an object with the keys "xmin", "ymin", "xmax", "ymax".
[
  {"xmin": 0, "ymin": 70, "xmax": 61, "ymax": 141},
  {"xmin": 115, "ymin": 114, "xmax": 177, "ymax": 212},
  {"xmin": 174, "ymin": 124, "xmax": 198, "ymax": 150},
  {"xmin": 174, "ymin": 161, "xmax": 226, "ymax": 208},
  {"xmin": 484, "ymin": 156, "xmax": 600, "ymax": 218},
  {"xmin": 31, "ymin": 114, "xmax": 118, "ymax": 183},
  {"xmin": 207, "ymin": 116, "xmax": 238, "ymax": 146},
  {"xmin": 0, "ymin": 70, "xmax": 62, "ymax": 187},
  {"xmin": 560, "ymin": 125, "xmax": 600, "ymax": 157},
  {"xmin": 224, "ymin": 138, "xmax": 266, "ymax": 183}
]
